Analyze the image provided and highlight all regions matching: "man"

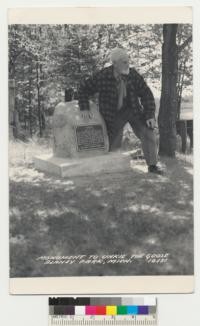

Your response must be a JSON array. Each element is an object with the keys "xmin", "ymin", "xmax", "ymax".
[{"xmin": 78, "ymin": 47, "xmax": 163, "ymax": 174}]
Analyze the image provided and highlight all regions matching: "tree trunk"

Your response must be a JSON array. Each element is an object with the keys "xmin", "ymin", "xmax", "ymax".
[
  {"xmin": 9, "ymin": 79, "xmax": 15, "ymax": 139},
  {"xmin": 158, "ymin": 24, "xmax": 178, "ymax": 157},
  {"xmin": 36, "ymin": 60, "xmax": 42, "ymax": 137},
  {"xmin": 29, "ymin": 61, "xmax": 33, "ymax": 137},
  {"xmin": 9, "ymin": 79, "xmax": 21, "ymax": 139},
  {"xmin": 177, "ymin": 58, "xmax": 186, "ymax": 120}
]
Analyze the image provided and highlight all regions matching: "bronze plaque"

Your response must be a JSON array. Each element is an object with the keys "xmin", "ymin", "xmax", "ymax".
[{"xmin": 75, "ymin": 124, "xmax": 105, "ymax": 151}]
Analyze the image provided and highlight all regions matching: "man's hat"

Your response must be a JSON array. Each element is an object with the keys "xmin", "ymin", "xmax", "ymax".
[{"xmin": 110, "ymin": 47, "xmax": 128, "ymax": 63}]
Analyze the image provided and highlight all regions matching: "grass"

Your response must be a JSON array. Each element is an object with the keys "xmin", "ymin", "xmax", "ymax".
[{"xmin": 9, "ymin": 139, "xmax": 193, "ymax": 277}]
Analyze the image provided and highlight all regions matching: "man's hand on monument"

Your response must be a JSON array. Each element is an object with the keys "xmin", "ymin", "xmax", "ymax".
[
  {"xmin": 146, "ymin": 118, "xmax": 156, "ymax": 129},
  {"xmin": 81, "ymin": 111, "xmax": 93, "ymax": 120}
]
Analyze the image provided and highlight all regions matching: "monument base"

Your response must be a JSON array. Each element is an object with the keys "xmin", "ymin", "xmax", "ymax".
[{"xmin": 34, "ymin": 152, "xmax": 135, "ymax": 178}]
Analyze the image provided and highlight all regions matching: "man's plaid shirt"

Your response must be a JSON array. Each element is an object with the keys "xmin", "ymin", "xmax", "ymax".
[{"xmin": 78, "ymin": 65, "xmax": 156, "ymax": 123}]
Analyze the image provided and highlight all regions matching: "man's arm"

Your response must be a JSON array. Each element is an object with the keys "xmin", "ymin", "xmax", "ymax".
[
  {"xmin": 131, "ymin": 68, "xmax": 156, "ymax": 121},
  {"xmin": 78, "ymin": 71, "xmax": 101, "ymax": 111}
]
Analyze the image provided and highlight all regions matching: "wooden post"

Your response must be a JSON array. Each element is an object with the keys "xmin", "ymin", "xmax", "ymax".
[{"xmin": 179, "ymin": 120, "xmax": 187, "ymax": 153}]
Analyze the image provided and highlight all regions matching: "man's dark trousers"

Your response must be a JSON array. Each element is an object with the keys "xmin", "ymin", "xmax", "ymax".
[{"xmin": 103, "ymin": 107, "xmax": 158, "ymax": 166}]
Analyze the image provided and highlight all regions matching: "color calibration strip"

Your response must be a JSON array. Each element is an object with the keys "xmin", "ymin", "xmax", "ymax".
[
  {"xmin": 49, "ymin": 297, "xmax": 157, "ymax": 316},
  {"xmin": 49, "ymin": 297, "xmax": 157, "ymax": 325}
]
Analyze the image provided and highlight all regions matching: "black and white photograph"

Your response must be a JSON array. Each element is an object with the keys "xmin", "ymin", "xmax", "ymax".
[{"xmin": 8, "ymin": 8, "xmax": 193, "ymax": 293}]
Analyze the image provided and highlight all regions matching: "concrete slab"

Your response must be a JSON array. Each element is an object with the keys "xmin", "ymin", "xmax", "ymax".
[{"xmin": 34, "ymin": 152, "xmax": 133, "ymax": 178}]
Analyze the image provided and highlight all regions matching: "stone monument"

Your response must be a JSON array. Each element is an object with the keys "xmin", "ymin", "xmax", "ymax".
[
  {"xmin": 52, "ymin": 100, "xmax": 109, "ymax": 158},
  {"xmin": 34, "ymin": 100, "xmax": 132, "ymax": 177}
]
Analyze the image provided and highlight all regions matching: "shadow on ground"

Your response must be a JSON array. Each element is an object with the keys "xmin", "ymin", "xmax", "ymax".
[{"xmin": 9, "ymin": 154, "xmax": 193, "ymax": 277}]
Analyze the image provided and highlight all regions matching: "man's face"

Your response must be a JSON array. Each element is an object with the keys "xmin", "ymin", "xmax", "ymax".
[{"xmin": 114, "ymin": 55, "xmax": 130, "ymax": 75}]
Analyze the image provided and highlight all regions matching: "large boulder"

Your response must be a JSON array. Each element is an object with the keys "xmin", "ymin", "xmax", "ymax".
[{"xmin": 53, "ymin": 100, "xmax": 109, "ymax": 158}]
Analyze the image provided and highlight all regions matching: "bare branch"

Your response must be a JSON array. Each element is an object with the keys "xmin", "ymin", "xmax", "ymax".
[{"xmin": 178, "ymin": 35, "xmax": 192, "ymax": 52}]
